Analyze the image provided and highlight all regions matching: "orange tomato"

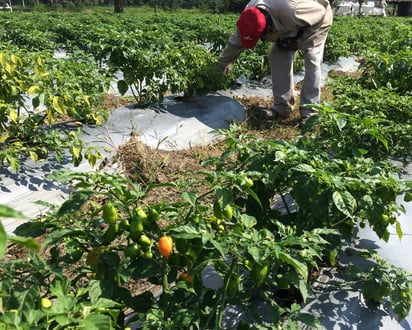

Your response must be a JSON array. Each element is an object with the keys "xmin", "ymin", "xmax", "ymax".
[
  {"xmin": 158, "ymin": 236, "xmax": 173, "ymax": 258},
  {"xmin": 178, "ymin": 272, "xmax": 193, "ymax": 284}
]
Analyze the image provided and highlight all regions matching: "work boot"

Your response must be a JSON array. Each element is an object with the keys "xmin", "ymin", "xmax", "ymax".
[{"xmin": 259, "ymin": 108, "xmax": 290, "ymax": 121}]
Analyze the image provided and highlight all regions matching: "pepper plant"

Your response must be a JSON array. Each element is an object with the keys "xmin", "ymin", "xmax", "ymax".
[{"xmin": 0, "ymin": 50, "xmax": 108, "ymax": 171}]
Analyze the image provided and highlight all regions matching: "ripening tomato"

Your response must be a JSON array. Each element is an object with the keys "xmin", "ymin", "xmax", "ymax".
[{"xmin": 158, "ymin": 236, "xmax": 173, "ymax": 258}]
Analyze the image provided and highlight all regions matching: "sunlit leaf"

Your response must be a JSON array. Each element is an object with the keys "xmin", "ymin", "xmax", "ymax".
[
  {"xmin": 8, "ymin": 235, "xmax": 40, "ymax": 252},
  {"xmin": 395, "ymin": 220, "xmax": 403, "ymax": 240},
  {"xmin": 0, "ymin": 205, "xmax": 26, "ymax": 219},
  {"xmin": 0, "ymin": 222, "xmax": 7, "ymax": 259},
  {"xmin": 9, "ymin": 109, "xmax": 18, "ymax": 123},
  {"xmin": 332, "ymin": 190, "xmax": 356, "ymax": 218}
]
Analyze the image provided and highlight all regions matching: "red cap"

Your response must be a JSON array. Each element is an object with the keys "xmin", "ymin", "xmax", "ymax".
[{"xmin": 237, "ymin": 7, "xmax": 267, "ymax": 49}]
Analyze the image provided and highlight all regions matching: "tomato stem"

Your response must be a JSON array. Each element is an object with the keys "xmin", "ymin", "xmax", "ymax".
[
  {"xmin": 215, "ymin": 257, "xmax": 237, "ymax": 330},
  {"xmin": 161, "ymin": 257, "xmax": 170, "ymax": 322}
]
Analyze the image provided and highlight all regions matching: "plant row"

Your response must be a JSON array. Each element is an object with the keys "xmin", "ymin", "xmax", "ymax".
[{"xmin": 1, "ymin": 13, "xmax": 411, "ymax": 171}]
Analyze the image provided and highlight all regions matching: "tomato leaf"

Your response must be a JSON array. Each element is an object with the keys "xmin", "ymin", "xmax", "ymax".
[
  {"xmin": 395, "ymin": 220, "xmax": 403, "ymax": 240},
  {"xmin": 170, "ymin": 225, "xmax": 201, "ymax": 239},
  {"xmin": 0, "ymin": 205, "xmax": 26, "ymax": 219},
  {"xmin": 129, "ymin": 258, "xmax": 161, "ymax": 280},
  {"xmin": 117, "ymin": 80, "xmax": 129, "ymax": 95},
  {"xmin": 332, "ymin": 190, "xmax": 357, "ymax": 219},
  {"xmin": 0, "ymin": 222, "xmax": 7, "ymax": 259}
]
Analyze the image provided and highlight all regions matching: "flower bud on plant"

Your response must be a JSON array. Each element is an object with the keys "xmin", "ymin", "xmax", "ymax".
[{"xmin": 41, "ymin": 298, "xmax": 52, "ymax": 309}]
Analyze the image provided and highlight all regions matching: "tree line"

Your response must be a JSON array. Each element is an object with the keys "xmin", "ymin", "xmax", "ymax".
[{"xmin": 6, "ymin": 0, "xmax": 249, "ymax": 12}]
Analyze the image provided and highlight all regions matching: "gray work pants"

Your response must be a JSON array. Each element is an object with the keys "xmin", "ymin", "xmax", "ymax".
[{"xmin": 269, "ymin": 39, "xmax": 326, "ymax": 119}]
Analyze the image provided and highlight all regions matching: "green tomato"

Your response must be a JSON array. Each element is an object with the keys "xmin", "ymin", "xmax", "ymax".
[
  {"xmin": 174, "ymin": 238, "xmax": 189, "ymax": 253},
  {"xmin": 124, "ymin": 243, "xmax": 142, "ymax": 258},
  {"xmin": 243, "ymin": 259, "xmax": 251, "ymax": 270},
  {"xmin": 102, "ymin": 202, "xmax": 117, "ymax": 225},
  {"xmin": 190, "ymin": 213, "xmax": 201, "ymax": 224},
  {"xmin": 222, "ymin": 205, "xmax": 233, "ymax": 220},
  {"xmin": 129, "ymin": 218, "xmax": 144, "ymax": 241},
  {"xmin": 135, "ymin": 206, "xmax": 148, "ymax": 221},
  {"xmin": 139, "ymin": 234, "xmax": 152, "ymax": 250},
  {"xmin": 251, "ymin": 262, "xmax": 269, "ymax": 286},
  {"xmin": 144, "ymin": 249, "xmax": 153, "ymax": 259}
]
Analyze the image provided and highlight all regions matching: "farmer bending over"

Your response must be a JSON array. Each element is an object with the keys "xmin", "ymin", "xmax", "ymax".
[{"xmin": 218, "ymin": 0, "xmax": 333, "ymax": 125}]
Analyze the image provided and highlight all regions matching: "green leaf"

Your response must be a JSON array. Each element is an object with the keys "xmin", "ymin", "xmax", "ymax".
[
  {"xmin": 279, "ymin": 252, "xmax": 308, "ymax": 281},
  {"xmin": 129, "ymin": 291, "xmax": 156, "ymax": 312},
  {"xmin": 13, "ymin": 284, "xmax": 40, "ymax": 311},
  {"xmin": 296, "ymin": 312, "xmax": 321, "ymax": 328},
  {"xmin": 130, "ymin": 258, "xmax": 161, "ymax": 280},
  {"xmin": 0, "ymin": 205, "xmax": 26, "ymax": 219},
  {"xmin": 404, "ymin": 192, "xmax": 412, "ymax": 202},
  {"xmin": 335, "ymin": 116, "xmax": 347, "ymax": 130},
  {"xmin": 181, "ymin": 191, "xmax": 197, "ymax": 207},
  {"xmin": 57, "ymin": 190, "xmax": 94, "ymax": 216},
  {"xmin": 9, "ymin": 109, "xmax": 18, "ymax": 123},
  {"xmin": 0, "ymin": 222, "xmax": 7, "ymax": 259},
  {"xmin": 210, "ymin": 238, "xmax": 227, "ymax": 257},
  {"xmin": 391, "ymin": 287, "xmax": 412, "ymax": 320},
  {"xmin": 117, "ymin": 80, "xmax": 129, "ymax": 95},
  {"xmin": 23, "ymin": 309, "xmax": 46, "ymax": 326},
  {"xmin": 332, "ymin": 190, "xmax": 357, "ymax": 219},
  {"xmin": 79, "ymin": 314, "xmax": 113, "ymax": 330},
  {"xmin": 172, "ymin": 308, "xmax": 197, "ymax": 328},
  {"xmin": 8, "ymin": 235, "xmax": 40, "ymax": 252},
  {"xmin": 46, "ymin": 169, "xmax": 84, "ymax": 183},
  {"xmin": 170, "ymin": 224, "xmax": 201, "ymax": 239},
  {"xmin": 44, "ymin": 228, "xmax": 84, "ymax": 247},
  {"xmin": 362, "ymin": 279, "xmax": 383, "ymax": 303},
  {"xmin": 239, "ymin": 214, "xmax": 257, "ymax": 229},
  {"xmin": 14, "ymin": 221, "xmax": 45, "ymax": 237},
  {"xmin": 293, "ymin": 164, "xmax": 316, "ymax": 173},
  {"xmin": 297, "ymin": 279, "xmax": 309, "ymax": 302},
  {"xmin": 29, "ymin": 151, "xmax": 38, "ymax": 162},
  {"xmin": 395, "ymin": 220, "xmax": 403, "ymax": 240}
]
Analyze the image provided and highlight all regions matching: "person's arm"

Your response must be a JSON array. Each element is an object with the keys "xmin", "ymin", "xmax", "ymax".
[{"xmin": 218, "ymin": 29, "xmax": 245, "ymax": 72}]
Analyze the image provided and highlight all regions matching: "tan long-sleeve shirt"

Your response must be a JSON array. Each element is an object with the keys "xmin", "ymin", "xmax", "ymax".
[{"xmin": 218, "ymin": 0, "xmax": 333, "ymax": 71}]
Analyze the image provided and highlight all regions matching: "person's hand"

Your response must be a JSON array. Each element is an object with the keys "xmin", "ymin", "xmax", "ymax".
[
  {"xmin": 277, "ymin": 37, "xmax": 299, "ymax": 51},
  {"xmin": 223, "ymin": 63, "xmax": 233, "ymax": 74},
  {"xmin": 218, "ymin": 63, "xmax": 233, "ymax": 74}
]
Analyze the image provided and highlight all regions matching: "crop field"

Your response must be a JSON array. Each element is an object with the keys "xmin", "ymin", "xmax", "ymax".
[{"xmin": 0, "ymin": 9, "xmax": 412, "ymax": 329}]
